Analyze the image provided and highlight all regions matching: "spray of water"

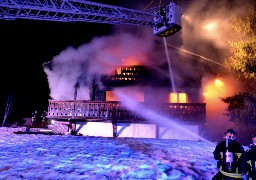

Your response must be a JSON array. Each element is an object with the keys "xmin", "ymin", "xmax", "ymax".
[
  {"xmin": 167, "ymin": 43, "xmax": 227, "ymax": 68},
  {"xmin": 163, "ymin": 37, "xmax": 176, "ymax": 93},
  {"xmin": 115, "ymin": 91, "xmax": 215, "ymax": 146}
]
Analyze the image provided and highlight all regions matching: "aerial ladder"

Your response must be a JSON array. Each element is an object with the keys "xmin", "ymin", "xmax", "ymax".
[
  {"xmin": 0, "ymin": 0, "xmax": 184, "ymax": 129},
  {"xmin": 0, "ymin": 0, "xmax": 182, "ymax": 37}
]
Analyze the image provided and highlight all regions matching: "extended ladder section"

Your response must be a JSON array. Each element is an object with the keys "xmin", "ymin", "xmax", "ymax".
[{"xmin": 0, "ymin": 0, "xmax": 182, "ymax": 37}]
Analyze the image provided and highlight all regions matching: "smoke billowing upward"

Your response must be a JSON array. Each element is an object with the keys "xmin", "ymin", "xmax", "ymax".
[
  {"xmin": 44, "ymin": 33, "xmax": 157, "ymax": 100},
  {"xmin": 177, "ymin": 0, "xmax": 247, "ymax": 140},
  {"xmin": 177, "ymin": 0, "xmax": 247, "ymax": 90},
  {"xmin": 180, "ymin": 0, "xmax": 245, "ymax": 63},
  {"xmin": 43, "ymin": 0, "xmax": 249, "ymax": 141}
]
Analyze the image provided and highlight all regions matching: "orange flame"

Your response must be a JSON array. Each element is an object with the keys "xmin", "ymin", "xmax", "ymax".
[{"xmin": 203, "ymin": 79, "xmax": 225, "ymax": 101}]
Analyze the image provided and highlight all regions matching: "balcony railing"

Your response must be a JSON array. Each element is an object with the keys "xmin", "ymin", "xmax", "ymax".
[{"xmin": 47, "ymin": 100, "xmax": 206, "ymax": 124}]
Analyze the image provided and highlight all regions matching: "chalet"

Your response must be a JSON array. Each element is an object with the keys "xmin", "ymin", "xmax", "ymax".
[{"xmin": 46, "ymin": 64, "xmax": 207, "ymax": 140}]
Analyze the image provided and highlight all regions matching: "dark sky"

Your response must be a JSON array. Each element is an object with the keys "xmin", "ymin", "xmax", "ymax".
[{"xmin": 0, "ymin": 17, "xmax": 114, "ymax": 121}]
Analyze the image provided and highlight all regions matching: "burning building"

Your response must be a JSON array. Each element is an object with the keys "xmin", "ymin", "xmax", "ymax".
[{"xmin": 45, "ymin": 61, "xmax": 207, "ymax": 140}]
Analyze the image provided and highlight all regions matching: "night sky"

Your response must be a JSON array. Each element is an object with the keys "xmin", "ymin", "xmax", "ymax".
[{"xmin": 0, "ymin": 17, "xmax": 114, "ymax": 122}]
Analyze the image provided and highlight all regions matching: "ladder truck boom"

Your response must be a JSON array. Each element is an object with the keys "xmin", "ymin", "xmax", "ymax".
[{"xmin": 0, "ymin": 0, "xmax": 182, "ymax": 37}]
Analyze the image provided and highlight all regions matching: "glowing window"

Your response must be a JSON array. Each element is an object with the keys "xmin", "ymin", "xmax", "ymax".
[
  {"xmin": 169, "ymin": 93, "xmax": 187, "ymax": 103},
  {"xmin": 169, "ymin": 93, "xmax": 178, "ymax": 103},
  {"xmin": 179, "ymin": 93, "xmax": 187, "ymax": 103}
]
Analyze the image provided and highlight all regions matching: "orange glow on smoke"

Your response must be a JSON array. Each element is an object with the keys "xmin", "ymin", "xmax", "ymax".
[
  {"xmin": 113, "ymin": 58, "xmax": 141, "ymax": 75},
  {"xmin": 121, "ymin": 58, "xmax": 141, "ymax": 66},
  {"xmin": 106, "ymin": 90, "xmax": 144, "ymax": 102},
  {"xmin": 182, "ymin": 15, "xmax": 192, "ymax": 24},
  {"xmin": 203, "ymin": 22, "xmax": 217, "ymax": 33},
  {"xmin": 106, "ymin": 91, "xmax": 118, "ymax": 101},
  {"xmin": 169, "ymin": 93, "xmax": 187, "ymax": 103},
  {"xmin": 202, "ymin": 76, "xmax": 244, "ymax": 141}
]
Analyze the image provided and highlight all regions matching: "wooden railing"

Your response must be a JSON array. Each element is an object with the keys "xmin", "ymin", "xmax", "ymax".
[{"xmin": 47, "ymin": 100, "xmax": 206, "ymax": 124}]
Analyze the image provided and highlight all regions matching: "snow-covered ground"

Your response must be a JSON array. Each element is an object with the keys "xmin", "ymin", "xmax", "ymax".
[{"xmin": 0, "ymin": 127, "xmax": 218, "ymax": 180}]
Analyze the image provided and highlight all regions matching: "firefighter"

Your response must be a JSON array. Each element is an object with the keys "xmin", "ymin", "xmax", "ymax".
[
  {"xmin": 31, "ymin": 110, "xmax": 38, "ymax": 127},
  {"xmin": 41, "ymin": 111, "xmax": 48, "ymax": 128},
  {"xmin": 212, "ymin": 129, "xmax": 245, "ymax": 180},
  {"xmin": 241, "ymin": 134, "xmax": 256, "ymax": 180}
]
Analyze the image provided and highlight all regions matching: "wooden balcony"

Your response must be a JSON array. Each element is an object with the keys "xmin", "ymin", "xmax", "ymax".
[{"xmin": 47, "ymin": 100, "xmax": 206, "ymax": 124}]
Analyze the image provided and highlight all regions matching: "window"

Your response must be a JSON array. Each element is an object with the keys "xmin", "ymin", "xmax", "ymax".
[{"xmin": 169, "ymin": 93, "xmax": 187, "ymax": 103}]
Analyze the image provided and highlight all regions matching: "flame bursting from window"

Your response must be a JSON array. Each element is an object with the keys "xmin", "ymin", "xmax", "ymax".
[
  {"xmin": 203, "ymin": 79, "xmax": 225, "ymax": 101},
  {"xmin": 114, "ymin": 58, "xmax": 141, "ymax": 75}
]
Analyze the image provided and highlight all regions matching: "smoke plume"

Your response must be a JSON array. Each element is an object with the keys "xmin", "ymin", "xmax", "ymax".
[
  {"xmin": 44, "ymin": 0, "xmax": 249, "ymax": 141},
  {"xmin": 177, "ymin": 0, "xmax": 247, "ymax": 141},
  {"xmin": 44, "ymin": 33, "xmax": 156, "ymax": 100}
]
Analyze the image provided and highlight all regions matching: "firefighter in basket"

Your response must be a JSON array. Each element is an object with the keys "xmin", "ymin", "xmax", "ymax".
[
  {"xmin": 212, "ymin": 129, "xmax": 245, "ymax": 180},
  {"xmin": 241, "ymin": 134, "xmax": 256, "ymax": 180}
]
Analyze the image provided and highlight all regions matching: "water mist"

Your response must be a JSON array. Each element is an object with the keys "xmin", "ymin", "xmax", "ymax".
[{"xmin": 115, "ymin": 91, "xmax": 214, "ymax": 146}]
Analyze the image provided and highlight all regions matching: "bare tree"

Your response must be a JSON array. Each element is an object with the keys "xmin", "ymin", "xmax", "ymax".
[{"xmin": 2, "ymin": 95, "xmax": 14, "ymax": 126}]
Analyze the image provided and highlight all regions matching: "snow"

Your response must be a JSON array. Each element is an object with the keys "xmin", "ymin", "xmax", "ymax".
[{"xmin": 0, "ymin": 127, "xmax": 220, "ymax": 180}]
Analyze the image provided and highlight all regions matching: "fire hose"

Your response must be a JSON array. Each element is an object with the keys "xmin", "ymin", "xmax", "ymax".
[{"xmin": 219, "ymin": 168, "xmax": 242, "ymax": 178}]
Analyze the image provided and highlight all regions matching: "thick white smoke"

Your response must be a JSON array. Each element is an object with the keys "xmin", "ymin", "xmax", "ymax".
[{"xmin": 44, "ymin": 33, "xmax": 155, "ymax": 100}]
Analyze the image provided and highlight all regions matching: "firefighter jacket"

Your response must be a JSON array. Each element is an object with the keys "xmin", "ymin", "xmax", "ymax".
[
  {"xmin": 213, "ymin": 140, "xmax": 245, "ymax": 176},
  {"xmin": 242, "ymin": 144, "xmax": 256, "ymax": 180}
]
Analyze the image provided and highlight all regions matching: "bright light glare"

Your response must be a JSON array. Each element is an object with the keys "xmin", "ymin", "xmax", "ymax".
[
  {"xmin": 179, "ymin": 93, "xmax": 187, "ymax": 103},
  {"xmin": 214, "ymin": 79, "xmax": 224, "ymax": 87},
  {"xmin": 182, "ymin": 15, "xmax": 192, "ymax": 24},
  {"xmin": 203, "ymin": 79, "xmax": 225, "ymax": 100},
  {"xmin": 203, "ymin": 22, "xmax": 217, "ymax": 33}
]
